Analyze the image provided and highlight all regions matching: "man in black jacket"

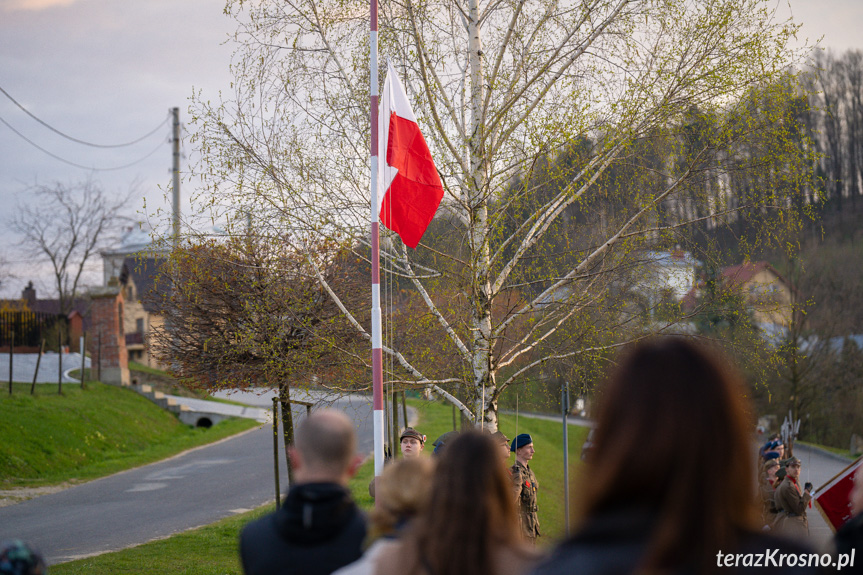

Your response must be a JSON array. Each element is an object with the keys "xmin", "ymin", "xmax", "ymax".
[{"xmin": 240, "ymin": 409, "xmax": 366, "ymax": 575}]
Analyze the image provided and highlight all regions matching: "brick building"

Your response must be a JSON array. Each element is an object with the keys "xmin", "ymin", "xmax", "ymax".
[{"xmin": 101, "ymin": 229, "xmax": 169, "ymax": 368}]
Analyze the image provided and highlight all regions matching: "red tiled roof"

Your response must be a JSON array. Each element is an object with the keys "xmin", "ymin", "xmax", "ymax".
[
  {"xmin": 721, "ymin": 261, "xmax": 785, "ymax": 285},
  {"xmin": 720, "ymin": 261, "xmax": 794, "ymax": 295}
]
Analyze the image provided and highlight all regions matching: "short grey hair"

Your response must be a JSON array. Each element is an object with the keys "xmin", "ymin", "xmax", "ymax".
[{"xmin": 294, "ymin": 409, "xmax": 356, "ymax": 474}]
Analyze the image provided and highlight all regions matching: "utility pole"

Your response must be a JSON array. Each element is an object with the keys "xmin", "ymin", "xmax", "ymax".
[
  {"xmin": 168, "ymin": 107, "xmax": 181, "ymax": 376},
  {"xmin": 171, "ymin": 107, "xmax": 181, "ymax": 248},
  {"xmin": 562, "ymin": 381, "xmax": 570, "ymax": 537}
]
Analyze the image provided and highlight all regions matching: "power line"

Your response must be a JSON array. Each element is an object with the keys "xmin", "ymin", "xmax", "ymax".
[
  {"xmin": 0, "ymin": 84, "xmax": 169, "ymax": 148},
  {"xmin": 0, "ymin": 112, "xmax": 167, "ymax": 172}
]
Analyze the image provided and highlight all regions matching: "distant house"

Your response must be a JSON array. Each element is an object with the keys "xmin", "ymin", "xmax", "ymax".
[
  {"xmin": 16, "ymin": 281, "xmax": 91, "ymax": 319},
  {"xmin": 721, "ymin": 261, "xmax": 794, "ymax": 328},
  {"xmin": 636, "ymin": 250, "xmax": 700, "ymax": 307},
  {"xmin": 101, "ymin": 229, "xmax": 169, "ymax": 368}
]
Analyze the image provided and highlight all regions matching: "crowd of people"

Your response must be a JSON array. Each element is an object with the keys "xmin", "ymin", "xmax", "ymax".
[
  {"xmin": 6, "ymin": 337, "xmax": 862, "ymax": 574},
  {"xmin": 758, "ymin": 441, "xmax": 815, "ymax": 540},
  {"xmin": 237, "ymin": 337, "xmax": 863, "ymax": 575}
]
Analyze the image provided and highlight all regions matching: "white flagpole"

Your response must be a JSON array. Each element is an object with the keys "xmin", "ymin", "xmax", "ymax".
[{"xmin": 370, "ymin": 0, "xmax": 385, "ymax": 479}]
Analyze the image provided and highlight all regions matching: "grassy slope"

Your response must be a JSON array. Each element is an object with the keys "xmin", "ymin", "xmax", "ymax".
[
  {"xmin": 53, "ymin": 398, "xmax": 589, "ymax": 573},
  {"xmin": 0, "ymin": 381, "xmax": 258, "ymax": 488}
]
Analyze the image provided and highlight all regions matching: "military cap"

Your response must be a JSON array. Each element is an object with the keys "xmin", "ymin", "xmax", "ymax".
[
  {"xmin": 491, "ymin": 430, "xmax": 509, "ymax": 446},
  {"xmin": 400, "ymin": 427, "xmax": 426, "ymax": 444},
  {"xmin": 785, "ymin": 456, "xmax": 802, "ymax": 466},
  {"xmin": 510, "ymin": 433, "xmax": 533, "ymax": 452},
  {"xmin": 432, "ymin": 430, "xmax": 459, "ymax": 456}
]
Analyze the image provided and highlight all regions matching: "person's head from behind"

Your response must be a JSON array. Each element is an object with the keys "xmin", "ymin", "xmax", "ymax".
[
  {"xmin": 431, "ymin": 430, "xmax": 458, "ymax": 457},
  {"xmin": 405, "ymin": 430, "xmax": 519, "ymax": 575},
  {"xmin": 581, "ymin": 337, "xmax": 757, "ymax": 570},
  {"xmin": 290, "ymin": 409, "xmax": 361, "ymax": 485},
  {"xmin": 369, "ymin": 457, "xmax": 435, "ymax": 540},
  {"xmin": 0, "ymin": 540, "xmax": 46, "ymax": 575}
]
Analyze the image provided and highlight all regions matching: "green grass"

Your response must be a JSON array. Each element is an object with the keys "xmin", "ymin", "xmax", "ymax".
[
  {"xmin": 51, "ymin": 507, "xmax": 270, "ymax": 575},
  {"xmin": 347, "ymin": 452, "xmax": 376, "ymax": 511},
  {"xmin": 65, "ymin": 367, "xmax": 90, "ymax": 380},
  {"xmin": 49, "ymin": 397, "xmax": 588, "ymax": 573},
  {"xmin": 352, "ymin": 399, "xmax": 590, "ymax": 541},
  {"xmin": 797, "ymin": 440, "xmax": 858, "ymax": 460},
  {"xmin": 0, "ymin": 381, "xmax": 258, "ymax": 488},
  {"xmin": 129, "ymin": 361, "xmax": 170, "ymax": 377},
  {"xmin": 405, "ymin": 398, "xmax": 590, "ymax": 544}
]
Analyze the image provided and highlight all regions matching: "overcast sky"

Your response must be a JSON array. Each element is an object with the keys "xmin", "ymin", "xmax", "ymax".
[{"xmin": 0, "ymin": 0, "xmax": 861, "ymax": 299}]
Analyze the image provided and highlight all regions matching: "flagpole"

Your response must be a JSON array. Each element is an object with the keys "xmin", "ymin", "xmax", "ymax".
[{"xmin": 370, "ymin": 0, "xmax": 385, "ymax": 479}]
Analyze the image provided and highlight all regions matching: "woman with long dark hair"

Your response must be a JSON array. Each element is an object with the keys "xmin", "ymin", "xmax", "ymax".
[
  {"xmin": 533, "ymin": 337, "xmax": 817, "ymax": 574},
  {"xmin": 374, "ymin": 430, "xmax": 540, "ymax": 575}
]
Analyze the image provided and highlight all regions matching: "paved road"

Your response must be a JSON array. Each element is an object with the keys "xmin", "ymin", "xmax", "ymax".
[
  {"xmin": 0, "ymin": 390, "xmax": 375, "ymax": 565},
  {"xmin": 0, "ymin": 352, "xmax": 90, "ymax": 384}
]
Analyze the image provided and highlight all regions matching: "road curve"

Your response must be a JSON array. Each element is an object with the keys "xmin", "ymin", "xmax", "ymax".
[{"xmin": 0, "ymin": 391, "xmax": 374, "ymax": 565}]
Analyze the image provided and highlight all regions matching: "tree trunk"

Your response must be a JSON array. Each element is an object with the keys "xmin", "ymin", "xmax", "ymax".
[
  {"xmin": 279, "ymin": 383, "xmax": 295, "ymax": 484},
  {"xmin": 466, "ymin": 0, "xmax": 497, "ymax": 431}
]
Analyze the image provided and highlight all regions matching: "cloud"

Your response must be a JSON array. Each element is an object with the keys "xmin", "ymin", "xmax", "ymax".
[{"xmin": 2, "ymin": 0, "xmax": 77, "ymax": 12}]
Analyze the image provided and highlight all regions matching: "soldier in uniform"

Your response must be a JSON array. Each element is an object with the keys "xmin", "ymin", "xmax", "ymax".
[
  {"xmin": 491, "ymin": 430, "xmax": 510, "ymax": 466},
  {"xmin": 398, "ymin": 427, "xmax": 426, "ymax": 459},
  {"xmin": 370, "ymin": 427, "xmax": 426, "ymax": 498},
  {"xmin": 773, "ymin": 456, "xmax": 813, "ymax": 538},
  {"xmin": 759, "ymin": 458, "xmax": 781, "ymax": 528},
  {"xmin": 510, "ymin": 433, "xmax": 540, "ymax": 544}
]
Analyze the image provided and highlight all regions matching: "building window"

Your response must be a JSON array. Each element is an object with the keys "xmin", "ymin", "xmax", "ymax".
[{"xmin": 136, "ymin": 318, "xmax": 144, "ymax": 334}]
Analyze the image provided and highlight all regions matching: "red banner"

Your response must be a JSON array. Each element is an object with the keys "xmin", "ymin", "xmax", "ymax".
[{"xmin": 813, "ymin": 456, "xmax": 863, "ymax": 532}]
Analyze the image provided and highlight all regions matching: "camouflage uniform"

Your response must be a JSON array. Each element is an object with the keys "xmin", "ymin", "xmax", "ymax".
[{"xmin": 511, "ymin": 460, "xmax": 540, "ymax": 542}]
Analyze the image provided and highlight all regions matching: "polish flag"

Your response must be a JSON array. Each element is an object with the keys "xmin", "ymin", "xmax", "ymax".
[{"xmin": 378, "ymin": 62, "xmax": 444, "ymax": 249}]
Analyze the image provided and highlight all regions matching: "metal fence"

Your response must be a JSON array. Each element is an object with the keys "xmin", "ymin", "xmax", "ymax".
[{"xmin": 0, "ymin": 311, "xmax": 68, "ymax": 348}]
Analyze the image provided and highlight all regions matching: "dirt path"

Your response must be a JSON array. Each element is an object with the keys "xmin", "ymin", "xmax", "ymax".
[{"xmin": 0, "ymin": 483, "xmax": 80, "ymax": 508}]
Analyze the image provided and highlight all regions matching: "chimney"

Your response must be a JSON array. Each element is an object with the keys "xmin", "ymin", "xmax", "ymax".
[{"xmin": 22, "ymin": 281, "xmax": 36, "ymax": 306}]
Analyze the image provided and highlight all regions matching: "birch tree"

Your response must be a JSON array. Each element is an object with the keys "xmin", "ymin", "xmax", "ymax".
[{"xmin": 188, "ymin": 0, "xmax": 812, "ymax": 429}]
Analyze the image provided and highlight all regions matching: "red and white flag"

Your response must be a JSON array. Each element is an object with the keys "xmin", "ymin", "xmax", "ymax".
[
  {"xmin": 814, "ymin": 456, "xmax": 863, "ymax": 532},
  {"xmin": 378, "ymin": 62, "xmax": 444, "ymax": 249}
]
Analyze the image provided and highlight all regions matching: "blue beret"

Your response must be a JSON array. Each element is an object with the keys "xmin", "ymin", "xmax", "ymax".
[
  {"xmin": 432, "ymin": 431, "xmax": 459, "ymax": 456},
  {"xmin": 763, "ymin": 451, "xmax": 780, "ymax": 461},
  {"xmin": 510, "ymin": 433, "xmax": 533, "ymax": 452}
]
